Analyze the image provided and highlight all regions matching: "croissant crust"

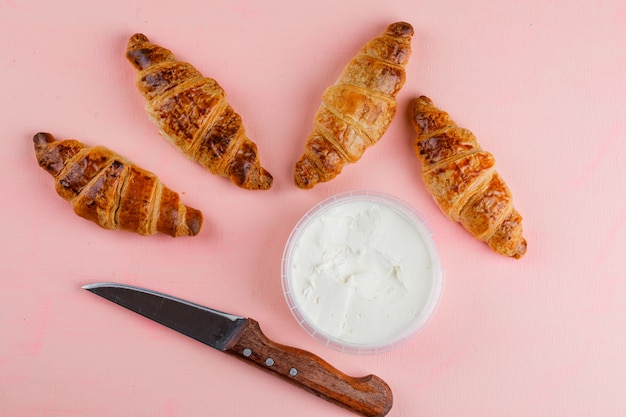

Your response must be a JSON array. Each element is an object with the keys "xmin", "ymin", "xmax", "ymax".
[
  {"xmin": 34, "ymin": 132, "xmax": 203, "ymax": 237},
  {"xmin": 294, "ymin": 22, "xmax": 414, "ymax": 188},
  {"xmin": 126, "ymin": 34, "xmax": 273, "ymax": 190},
  {"xmin": 410, "ymin": 96, "xmax": 527, "ymax": 259}
]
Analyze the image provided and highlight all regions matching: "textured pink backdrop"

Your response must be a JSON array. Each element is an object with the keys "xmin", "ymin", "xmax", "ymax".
[{"xmin": 1, "ymin": 0, "xmax": 625, "ymax": 416}]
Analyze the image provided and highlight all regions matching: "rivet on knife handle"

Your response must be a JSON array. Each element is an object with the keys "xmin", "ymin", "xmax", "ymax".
[{"xmin": 225, "ymin": 319, "xmax": 393, "ymax": 417}]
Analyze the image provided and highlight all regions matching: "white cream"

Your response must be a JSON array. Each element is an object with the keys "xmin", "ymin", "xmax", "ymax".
[{"xmin": 288, "ymin": 199, "xmax": 438, "ymax": 347}]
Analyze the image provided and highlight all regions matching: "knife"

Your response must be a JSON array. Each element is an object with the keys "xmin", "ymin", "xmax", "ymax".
[{"xmin": 82, "ymin": 282, "xmax": 393, "ymax": 417}]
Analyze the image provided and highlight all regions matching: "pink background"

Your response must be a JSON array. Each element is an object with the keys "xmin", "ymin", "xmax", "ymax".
[{"xmin": 1, "ymin": 0, "xmax": 625, "ymax": 416}]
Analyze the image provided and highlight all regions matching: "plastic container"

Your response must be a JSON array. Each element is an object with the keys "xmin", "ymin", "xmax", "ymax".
[{"xmin": 281, "ymin": 191, "xmax": 443, "ymax": 354}]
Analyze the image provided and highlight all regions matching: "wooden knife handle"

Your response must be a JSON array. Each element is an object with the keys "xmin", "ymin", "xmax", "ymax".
[{"xmin": 224, "ymin": 319, "xmax": 393, "ymax": 417}]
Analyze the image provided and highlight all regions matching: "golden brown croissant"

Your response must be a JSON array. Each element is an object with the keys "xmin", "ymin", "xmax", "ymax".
[
  {"xmin": 294, "ymin": 22, "xmax": 413, "ymax": 189},
  {"xmin": 410, "ymin": 96, "xmax": 527, "ymax": 259},
  {"xmin": 126, "ymin": 33, "xmax": 273, "ymax": 190},
  {"xmin": 33, "ymin": 132, "xmax": 203, "ymax": 237}
]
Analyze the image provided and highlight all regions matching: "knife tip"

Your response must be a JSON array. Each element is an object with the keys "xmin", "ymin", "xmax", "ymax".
[
  {"xmin": 81, "ymin": 283, "xmax": 99, "ymax": 290},
  {"xmin": 81, "ymin": 282, "xmax": 114, "ymax": 291}
]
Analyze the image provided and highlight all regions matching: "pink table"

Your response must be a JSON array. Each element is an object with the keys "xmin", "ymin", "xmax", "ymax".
[{"xmin": 1, "ymin": 1, "xmax": 625, "ymax": 416}]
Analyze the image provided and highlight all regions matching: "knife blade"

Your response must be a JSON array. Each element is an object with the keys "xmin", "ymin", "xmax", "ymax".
[{"xmin": 82, "ymin": 282, "xmax": 393, "ymax": 417}]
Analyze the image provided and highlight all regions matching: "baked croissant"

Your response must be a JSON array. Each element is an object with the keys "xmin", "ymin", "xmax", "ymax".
[
  {"xmin": 294, "ymin": 22, "xmax": 413, "ymax": 188},
  {"xmin": 410, "ymin": 96, "xmax": 527, "ymax": 259},
  {"xmin": 33, "ymin": 132, "xmax": 203, "ymax": 237},
  {"xmin": 126, "ymin": 33, "xmax": 273, "ymax": 190}
]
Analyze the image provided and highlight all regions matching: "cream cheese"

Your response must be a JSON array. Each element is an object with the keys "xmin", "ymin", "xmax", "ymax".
[{"xmin": 289, "ymin": 198, "xmax": 437, "ymax": 347}]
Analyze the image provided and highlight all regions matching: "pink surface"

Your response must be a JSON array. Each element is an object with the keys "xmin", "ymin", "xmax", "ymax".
[{"xmin": 1, "ymin": 1, "xmax": 625, "ymax": 416}]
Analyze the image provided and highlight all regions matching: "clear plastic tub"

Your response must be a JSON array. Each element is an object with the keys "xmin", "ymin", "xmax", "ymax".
[{"xmin": 282, "ymin": 191, "xmax": 443, "ymax": 354}]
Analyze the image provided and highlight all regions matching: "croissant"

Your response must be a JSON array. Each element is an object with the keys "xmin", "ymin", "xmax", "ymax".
[
  {"xmin": 409, "ymin": 96, "xmax": 527, "ymax": 259},
  {"xmin": 294, "ymin": 22, "xmax": 413, "ymax": 189},
  {"xmin": 126, "ymin": 34, "xmax": 273, "ymax": 190},
  {"xmin": 33, "ymin": 132, "xmax": 203, "ymax": 237}
]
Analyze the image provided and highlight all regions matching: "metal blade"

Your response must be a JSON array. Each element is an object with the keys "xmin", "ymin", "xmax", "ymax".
[{"xmin": 83, "ymin": 282, "xmax": 247, "ymax": 351}]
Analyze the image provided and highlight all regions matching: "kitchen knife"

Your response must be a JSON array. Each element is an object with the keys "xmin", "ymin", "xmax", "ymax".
[{"xmin": 82, "ymin": 282, "xmax": 392, "ymax": 417}]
